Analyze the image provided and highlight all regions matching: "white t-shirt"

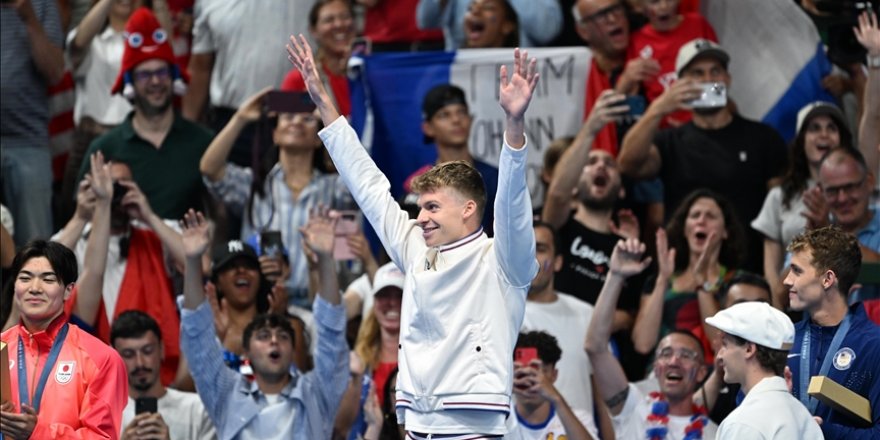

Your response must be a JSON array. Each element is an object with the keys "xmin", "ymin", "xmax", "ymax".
[
  {"xmin": 521, "ymin": 293, "xmax": 595, "ymax": 413},
  {"xmin": 121, "ymin": 388, "xmax": 216, "ymax": 440},
  {"xmin": 505, "ymin": 405, "xmax": 597, "ymax": 440},
  {"xmin": 67, "ymin": 27, "xmax": 133, "ymax": 126},
  {"xmin": 612, "ymin": 384, "xmax": 717, "ymax": 440}
]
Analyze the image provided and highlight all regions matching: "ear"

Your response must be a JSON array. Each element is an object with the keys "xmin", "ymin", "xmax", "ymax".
[
  {"xmin": 549, "ymin": 367, "xmax": 559, "ymax": 383},
  {"xmin": 422, "ymin": 121, "xmax": 435, "ymax": 139},
  {"xmin": 696, "ymin": 363, "xmax": 709, "ymax": 384},
  {"xmin": 552, "ymin": 254, "xmax": 563, "ymax": 272},
  {"xmin": 461, "ymin": 199, "xmax": 477, "ymax": 221},
  {"xmin": 744, "ymin": 342, "xmax": 757, "ymax": 360},
  {"xmin": 63, "ymin": 283, "xmax": 74, "ymax": 301},
  {"xmin": 574, "ymin": 20, "xmax": 591, "ymax": 44},
  {"xmin": 501, "ymin": 20, "xmax": 516, "ymax": 38},
  {"xmin": 822, "ymin": 269, "xmax": 837, "ymax": 290}
]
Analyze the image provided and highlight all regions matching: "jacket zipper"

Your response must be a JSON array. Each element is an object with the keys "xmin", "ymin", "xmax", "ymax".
[{"xmin": 28, "ymin": 332, "xmax": 40, "ymax": 403}]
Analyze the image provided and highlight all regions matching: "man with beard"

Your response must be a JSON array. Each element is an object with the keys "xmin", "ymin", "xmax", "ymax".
[
  {"xmin": 111, "ymin": 310, "xmax": 216, "ymax": 440},
  {"xmin": 618, "ymin": 39, "xmax": 787, "ymax": 272},
  {"xmin": 542, "ymin": 91, "xmax": 647, "ymax": 379},
  {"xmin": 54, "ymin": 158, "xmax": 185, "ymax": 386},
  {"xmin": 586, "ymin": 238, "xmax": 717, "ymax": 440},
  {"xmin": 77, "ymin": 7, "xmax": 212, "ymax": 220}
]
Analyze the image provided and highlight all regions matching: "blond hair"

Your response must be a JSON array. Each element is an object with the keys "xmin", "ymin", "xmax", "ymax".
[
  {"xmin": 354, "ymin": 309, "xmax": 382, "ymax": 371},
  {"xmin": 410, "ymin": 160, "xmax": 487, "ymax": 222}
]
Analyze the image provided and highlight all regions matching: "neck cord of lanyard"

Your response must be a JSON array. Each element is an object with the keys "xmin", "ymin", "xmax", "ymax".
[
  {"xmin": 798, "ymin": 313, "xmax": 851, "ymax": 414},
  {"xmin": 17, "ymin": 323, "xmax": 70, "ymax": 413}
]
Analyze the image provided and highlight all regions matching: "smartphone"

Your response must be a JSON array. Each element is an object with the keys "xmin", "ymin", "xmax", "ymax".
[
  {"xmin": 111, "ymin": 181, "xmax": 128, "ymax": 208},
  {"xmin": 612, "ymin": 95, "xmax": 646, "ymax": 121},
  {"xmin": 265, "ymin": 90, "xmax": 316, "ymax": 114},
  {"xmin": 689, "ymin": 82, "xmax": 727, "ymax": 108},
  {"xmin": 135, "ymin": 396, "xmax": 158, "ymax": 415},
  {"xmin": 260, "ymin": 230, "xmax": 284, "ymax": 258},
  {"xmin": 514, "ymin": 347, "xmax": 538, "ymax": 365},
  {"xmin": 333, "ymin": 211, "xmax": 359, "ymax": 260}
]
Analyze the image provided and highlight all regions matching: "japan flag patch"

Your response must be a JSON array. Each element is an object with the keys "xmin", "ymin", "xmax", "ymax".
[{"xmin": 55, "ymin": 361, "xmax": 75, "ymax": 384}]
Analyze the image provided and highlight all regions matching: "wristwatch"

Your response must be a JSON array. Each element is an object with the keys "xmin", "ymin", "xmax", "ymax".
[{"xmin": 698, "ymin": 280, "xmax": 721, "ymax": 294}]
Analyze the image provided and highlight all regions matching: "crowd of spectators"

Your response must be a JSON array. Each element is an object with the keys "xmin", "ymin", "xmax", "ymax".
[{"xmin": 1, "ymin": 0, "xmax": 879, "ymax": 439}]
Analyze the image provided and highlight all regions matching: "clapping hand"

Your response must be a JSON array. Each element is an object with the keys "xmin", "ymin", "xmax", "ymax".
[{"xmin": 655, "ymin": 228, "xmax": 677, "ymax": 281}]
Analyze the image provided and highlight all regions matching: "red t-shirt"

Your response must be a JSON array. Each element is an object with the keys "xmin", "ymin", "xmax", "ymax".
[
  {"xmin": 373, "ymin": 361, "xmax": 398, "ymax": 408},
  {"xmin": 281, "ymin": 62, "xmax": 351, "ymax": 117},
  {"xmin": 364, "ymin": 0, "xmax": 442, "ymax": 44},
  {"xmin": 584, "ymin": 59, "xmax": 619, "ymax": 157},
  {"xmin": 627, "ymin": 13, "xmax": 717, "ymax": 125}
]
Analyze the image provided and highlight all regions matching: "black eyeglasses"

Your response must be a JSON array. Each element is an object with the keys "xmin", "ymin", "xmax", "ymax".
[
  {"xmin": 822, "ymin": 177, "xmax": 866, "ymax": 198},
  {"xmin": 580, "ymin": 3, "xmax": 625, "ymax": 25},
  {"xmin": 132, "ymin": 67, "xmax": 171, "ymax": 84}
]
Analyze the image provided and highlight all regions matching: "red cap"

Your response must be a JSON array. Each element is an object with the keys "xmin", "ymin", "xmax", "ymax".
[{"xmin": 111, "ymin": 7, "xmax": 189, "ymax": 95}]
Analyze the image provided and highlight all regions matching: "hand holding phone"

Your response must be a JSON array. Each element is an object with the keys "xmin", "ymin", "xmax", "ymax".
[
  {"xmin": 514, "ymin": 347, "xmax": 538, "ymax": 365},
  {"xmin": 688, "ymin": 82, "xmax": 727, "ymax": 109},
  {"xmin": 333, "ymin": 211, "xmax": 360, "ymax": 260},
  {"xmin": 135, "ymin": 396, "xmax": 158, "ymax": 415}
]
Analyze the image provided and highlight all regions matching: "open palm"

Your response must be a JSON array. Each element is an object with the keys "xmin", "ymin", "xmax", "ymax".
[
  {"xmin": 181, "ymin": 210, "xmax": 211, "ymax": 258},
  {"xmin": 499, "ymin": 48, "xmax": 540, "ymax": 119},
  {"xmin": 300, "ymin": 207, "xmax": 336, "ymax": 257},
  {"xmin": 855, "ymin": 10, "xmax": 880, "ymax": 54}
]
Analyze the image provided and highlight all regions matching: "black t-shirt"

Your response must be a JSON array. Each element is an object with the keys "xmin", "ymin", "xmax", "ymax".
[
  {"xmin": 654, "ymin": 114, "xmax": 787, "ymax": 272},
  {"xmin": 554, "ymin": 214, "xmax": 643, "ymax": 311}
]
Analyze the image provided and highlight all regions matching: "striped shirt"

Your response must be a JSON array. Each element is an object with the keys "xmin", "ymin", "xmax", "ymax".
[
  {"xmin": 1, "ymin": 0, "xmax": 63, "ymax": 148},
  {"xmin": 205, "ymin": 162, "xmax": 353, "ymax": 308}
]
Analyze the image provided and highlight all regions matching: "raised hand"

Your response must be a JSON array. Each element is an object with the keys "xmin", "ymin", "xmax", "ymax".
[
  {"xmin": 854, "ymin": 10, "xmax": 880, "ymax": 55},
  {"xmin": 609, "ymin": 208, "xmax": 640, "ymax": 240},
  {"xmin": 585, "ymin": 89, "xmax": 629, "ymax": 137},
  {"xmin": 655, "ymin": 78, "xmax": 702, "ymax": 115},
  {"xmin": 236, "ymin": 86, "xmax": 273, "ymax": 122},
  {"xmin": 286, "ymin": 34, "xmax": 330, "ymax": 108},
  {"xmin": 181, "ymin": 209, "xmax": 211, "ymax": 259},
  {"xmin": 299, "ymin": 206, "xmax": 336, "ymax": 258},
  {"xmin": 609, "ymin": 237, "xmax": 652, "ymax": 278},
  {"xmin": 118, "ymin": 180, "xmax": 154, "ymax": 222},
  {"xmin": 499, "ymin": 48, "xmax": 540, "ymax": 121},
  {"xmin": 87, "ymin": 151, "xmax": 113, "ymax": 202},
  {"xmin": 617, "ymin": 57, "xmax": 661, "ymax": 94},
  {"xmin": 655, "ymin": 228, "xmax": 677, "ymax": 280},
  {"xmin": 267, "ymin": 283, "xmax": 289, "ymax": 315},
  {"xmin": 693, "ymin": 230, "xmax": 722, "ymax": 288}
]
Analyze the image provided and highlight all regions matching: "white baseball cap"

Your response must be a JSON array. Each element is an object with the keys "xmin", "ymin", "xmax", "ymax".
[
  {"xmin": 795, "ymin": 101, "xmax": 846, "ymax": 136},
  {"xmin": 675, "ymin": 39, "xmax": 730, "ymax": 77},
  {"xmin": 705, "ymin": 302, "xmax": 794, "ymax": 350},
  {"xmin": 371, "ymin": 263, "xmax": 405, "ymax": 297}
]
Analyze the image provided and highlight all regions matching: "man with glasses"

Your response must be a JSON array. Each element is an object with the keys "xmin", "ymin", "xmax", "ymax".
[
  {"xmin": 586, "ymin": 237, "xmax": 718, "ymax": 439},
  {"xmin": 811, "ymin": 147, "xmax": 880, "ymax": 262},
  {"xmin": 573, "ymin": 0, "xmax": 657, "ymax": 156},
  {"xmin": 77, "ymin": 7, "xmax": 213, "ymax": 221}
]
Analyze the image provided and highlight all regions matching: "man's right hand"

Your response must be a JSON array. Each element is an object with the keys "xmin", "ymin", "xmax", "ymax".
[
  {"xmin": 121, "ymin": 413, "xmax": 170, "ymax": 440},
  {"xmin": 181, "ymin": 210, "xmax": 211, "ymax": 259},
  {"xmin": 585, "ymin": 90, "xmax": 629, "ymax": 137},
  {"xmin": 74, "ymin": 179, "xmax": 97, "ymax": 222},
  {"xmin": 652, "ymin": 78, "xmax": 702, "ymax": 116},
  {"xmin": 616, "ymin": 57, "xmax": 661, "ymax": 95},
  {"xmin": 609, "ymin": 237, "xmax": 651, "ymax": 278}
]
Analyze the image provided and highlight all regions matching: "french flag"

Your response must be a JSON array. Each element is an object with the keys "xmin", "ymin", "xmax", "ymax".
[{"xmin": 702, "ymin": 0, "xmax": 835, "ymax": 142}]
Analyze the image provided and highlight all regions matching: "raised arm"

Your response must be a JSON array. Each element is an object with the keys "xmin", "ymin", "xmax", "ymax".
[
  {"xmin": 585, "ymin": 238, "xmax": 651, "ymax": 416},
  {"xmin": 52, "ymin": 179, "xmax": 95, "ymax": 250},
  {"xmin": 118, "ymin": 180, "xmax": 185, "ymax": 269},
  {"xmin": 200, "ymin": 87, "xmax": 271, "ymax": 181},
  {"xmin": 543, "ymin": 90, "xmax": 628, "ymax": 228},
  {"xmin": 12, "ymin": 0, "xmax": 65, "ymax": 85},
  {"xmin": 495, "ymin": 48, "xmax": 540, "ymax": 286},
  {"xmin": 299, "ymin": 207, "xmax": 341, "ymax": 305},
  {"xmin": 67, "ymin": 0, "xmax": 113, "ymax": 68},
  {"xmin": 287, "ymin": 35, "xmax": 341, "ymax": 125},
  {"xmin": 855, "ymin": 10, "xmax": 880, "ymax": 175},
  {"xmin": 618, "ymin": 79, "xmax": 701, "ymax": 179},
  {"xmin": 632, "ymin": 229, "xmax": 675, "ymax": 355},
  {"xmin": 73, "ymin": 152, "xmax": 113, "ymax": 326},
  {"xmin": 181, "ymin": 210, "xmax": 212, "ymax": 310}
]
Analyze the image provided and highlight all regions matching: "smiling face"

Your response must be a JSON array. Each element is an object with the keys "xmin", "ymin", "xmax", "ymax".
[
  {"xmin": 783, "ymin": 249, "xmax": 829, "ymax": 314},
  {"xmin": 274, "ymin": 112, "xmax": 322, "ymax": 151},
  {"xmin": 310, "ymin": 0, "xmax": 355, "ymax": 57},
  {"xmin": 683, "ymin": 197, "xmax": 727, "ymax": 254},
  {"xmin": 819, "ymin": 153, "xmax": 873, "ymax": 232},
  {"xmin": 215, "ymin": 257, "xmax": 261, "ymax": 309},
  {"xmin": 802, "ymin": 115, "xmax": 840, "ymax": 166},
  {"xmin": 416, "ymin": 186, "xmax": 476, "ymax": 247},
  {"xmin": 246, "ymin": 326, "xmax": 294, "ymax": 382},
  {"xmin": 14, "ymin": 257, "xmax": 73, "ymax": 330},
  {"xmin": 373, "ymin": 287, "xmax": 403, "ymax": 333},
  {"xmin": 653, "ymin": 333, "xmax": 707, "ymax": 400},
  {"xmin": 131, "ymin": 59, "xmax": 173, "ymax": 116},
  {"xmin": 464, "ymin": 0, "xmax": 517, "ymax": 48},
  {"xmin": 643, "ymin": 0, "xmax": 680, "ymax": 31},
  {"xmin": 575, "ymin": 0, "xmax": 629, "ymax": 57},
  {"xmin": 114, "ymin": 331, "xmax": 164, "ymax": 394},
  {"xmin": 576, "ymin": 150, "xmax": 623, "ymax": 210}
]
